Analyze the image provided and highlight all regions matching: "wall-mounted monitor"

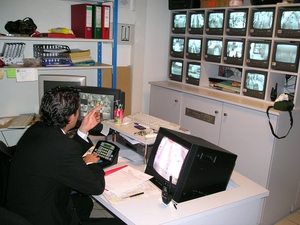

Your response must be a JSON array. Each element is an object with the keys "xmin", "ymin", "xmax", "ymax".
[
  {"xmin": 226, "ymin": 8, "xmax": 248, "ymax": 36},
  {"xmin": 172, "ymin": 11, "xmax": 187, "ymax": 34},
  {"xmin": 271, "ymin": 41, "xmax": 300, "ymax": 73},
  {"xmin": 249, "ymin": 7, "xmax": 275, "ymax": 37},
  {"xmin": 246, "ymin": 39, "xmax": 271, "ymax": 69},
  {"xmin": 276, "ymin": 7, "xmax": 300, "ymax": 38},
  {"xmin": 188, "ymin": 10, "xmax": 205, "ymax": 34},
  {"xmin": 170, "ymin": 36, "xmax": 185, "ymax": 58},
  {"xmin": 204, "ymin": 38, "xmax": 223, "ymax": 63},
  {"xmin": 205, "ymin": 9, "xmax": 225, "ymax": 35},
  {"xmin": 242, "ymin": 70, "xmax": 267, "ymax": 99},
  {"xmin": 186, "ymin": 37, "xmax": 202, "ymax": 60},
  {"xmin": 186, "ymin": 62, "xmax": 201, "ymax": 85},
  {"xmin": 145, "ymin": 127, "xmax": 237, "ymax": 203},
  {"xmin": 169, "ymin": 59, "xmax": 184, "ymax": 82},
  {"xmin": 223, "ymin": 38, "xmax": 245, "ymax": 66}
]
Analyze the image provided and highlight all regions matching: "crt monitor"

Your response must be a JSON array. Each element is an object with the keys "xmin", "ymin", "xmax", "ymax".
[
  {"xmin": 186, "ymin": 37, "xmax": 202, "ymax": 60},
  {"xmin": 242, "ymin": 70, "xmax": 267, "ymax": 100},
  {"xmin": 171, "ymin": 11, "xmax": 187, "ymax": 34},
  {"xmin": 223, "ymin": 38, "xmax": 245, "ymax": 66},
  {"xmin": 186, "ymin": 62, "xmax": 201, "ymax": 85},
  {"xmin": 75, "ymin": 86, "xmax": 125, "ymax": 134},
  {"xmin": 145, "ymin": 128, "xmax": 237, "ymax": 203},
  {"xmin": 205, "ymin": 9, "xmax": 225, "ymax": 35},
  {"xmin": 170, "ymin": 36, "xmax": 185, "ymax": 58},
  {"xmin": 276, "ymin": 7, "xmax": 300, "ymax": 38},
  {"xmin": 246, "ymin": 39, "xmax": 271, "ymax": 69},
  {"xmin": 188, "ymin": 10, "xmax": 205, "ymax": 34},
  {"xmin": 226, "ymin": 8, "xmax": 248, "ymax": 36},
  {"xmin": 204, "ymin": 38, "xmax": 223, "ymax": 63},
  {"xmin": 169, "ymin": 60, "xmax": 183, "ymax": 82},
  {"xmin": 38, "ymin": 74, "xmax": 86, "ymax": 103},
  {"xmin": 249, "ymin": 7, "xmax": 275, "ymax": 37},
  {"xmin": 271, "ymin": 42, "xmax": 300, "ymax": 73}
]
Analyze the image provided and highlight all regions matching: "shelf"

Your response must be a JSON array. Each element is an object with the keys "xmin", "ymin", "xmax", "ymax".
[
  {"xmin": 0, "ymin": 36, "xmax": 113, "ymax": 43},
  {"xmin": 2, "ymin": 63, "xmax": 112, "ymax": 71}
]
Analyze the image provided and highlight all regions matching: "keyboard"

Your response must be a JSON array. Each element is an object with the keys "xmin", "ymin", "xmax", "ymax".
[
  {"xmin": 8, "ymin": 113, "xmax": 35, "ymax": 129},
  {"xmin": 127, "ymin": 112, "xmax": 180, "ymax": 131}
]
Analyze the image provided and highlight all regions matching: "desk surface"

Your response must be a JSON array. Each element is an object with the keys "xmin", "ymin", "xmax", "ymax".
[
  {"xmin": 102, "ymin": 120, "xmax": 157, "ymax": 145},
  {"xmin": 93, "ymin": 156, "xmax": 269, "ymax": 225}
]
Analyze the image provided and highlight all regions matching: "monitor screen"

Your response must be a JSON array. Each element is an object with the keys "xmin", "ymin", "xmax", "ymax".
[
  {"xmin": 277, "ymin": 7, "xmax": 300, "ymax": 38},
  {"xmin": 246, "ymin": 40, "xmax": 271, "ymax": 69},
  {"xmin": 249, "ymin": 7, "xmax": 275, "ymax": 37},
  {"xmin": 145, "ymin": 128, "xmax": 237, "ymax": 203},
  {"xmin": 204, "ymin": 38, "xmax": 223, "ymax": 63},
  {"xmin": 169, "ymin": 60, "xmax": 183, "ymax": 82},
  {"xmin": 170, "ymin": 36, "xmax": 185, "ymax": 58},
  {"xmin": 206, "ymin": 10, "xmax": 225, "ymax": 35},
  {"xmin": 75, "ymin": 86, "xmax": 125, "ymax": 134},
  {"xmin": 188, "ymin": 10, "xmax": 205, "ymax": 34},
  {"xmin": 186, "ymin": 38, "xmax": 202, "ymax": 60},
  {"xmin": 172, "ymin": 11, "xmax": 187, "ymax": 34},
  {"xmin": 226, "ymin": 8, "xmax": 248, "ymax": 36},
  {"xmin": 242, "ymin": 70, "xmax": 267, "ymax": 99},
  {"xmin": 271, "ymin": 42, "xmax": 300, "ymax": 72},
  {"xmin": 186, "ymin": 62, "xmax": 201, "ymax": 85},
  {"xmin": 153, "ymin": 136, "xmax": 189, "ymax": 185},
  {"xmin": 223, "ymin": 39, "xmax": 245, "ymax": 66}
]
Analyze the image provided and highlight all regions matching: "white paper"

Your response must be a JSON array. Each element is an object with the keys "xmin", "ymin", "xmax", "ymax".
[
  {"xmin": 16, "ymin": 68, "xmax": 38, "ymax": 82},
  {"xmin": 105, "ymin": 166, "xmax": 153, "ymax": 196},
  {"xmin": 102, "ymin": 180, "xmax": 161, "ymax": 205}
]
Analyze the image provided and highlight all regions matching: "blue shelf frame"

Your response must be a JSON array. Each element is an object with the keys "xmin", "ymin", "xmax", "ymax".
[{"xmin": 97, "ymin": 0, "xmax": 118, "ymax": 88}]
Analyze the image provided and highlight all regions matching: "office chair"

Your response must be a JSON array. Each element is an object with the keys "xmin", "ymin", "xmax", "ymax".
[{"xmin": 0, "ymin": 141, "xmax": 32, "ymax": 225}]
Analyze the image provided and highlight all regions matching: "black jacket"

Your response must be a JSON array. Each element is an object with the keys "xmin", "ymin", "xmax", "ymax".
[{"xmin": 6, "ymin": 121, "xmax": 105, "ymax": 225}]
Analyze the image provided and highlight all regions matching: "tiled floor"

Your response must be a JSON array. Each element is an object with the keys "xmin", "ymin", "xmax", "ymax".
[
  {"xmin": 90, "ymin": 199, "xmax": 114, "ymax": 219},
  {"xmin": 275, "ymin": 209, "xmax": 300, "ymax": 225}
]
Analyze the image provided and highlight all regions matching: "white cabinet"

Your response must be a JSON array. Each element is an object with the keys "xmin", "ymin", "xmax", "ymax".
[
  {"xmin": 149, "ymin": 81, "xmax": 300, "ymax": 225},
  {"xmin": 149, "ymin": 85, "xmax": 181, "ymax": 124}
]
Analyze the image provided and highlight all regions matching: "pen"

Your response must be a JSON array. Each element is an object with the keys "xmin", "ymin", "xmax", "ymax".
[{"xmin": 122, "ymin": 192, "xmax": 144, "ymax": 199}]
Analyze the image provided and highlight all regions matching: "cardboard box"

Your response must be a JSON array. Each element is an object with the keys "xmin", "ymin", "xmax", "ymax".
[{"xmin": 201, "ymin": 0, "xmax": 228, "ymax": 8}]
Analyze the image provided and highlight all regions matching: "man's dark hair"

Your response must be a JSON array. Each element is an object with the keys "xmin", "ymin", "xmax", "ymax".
[{"xmin": 40, "ymin": 86, "xmax": 80, "ymax": 128}]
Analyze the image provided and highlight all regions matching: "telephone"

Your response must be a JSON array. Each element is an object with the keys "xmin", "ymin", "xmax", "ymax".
[{"xmin": 92, "ymin": 140, "xmax": 120, "ymax": 168}]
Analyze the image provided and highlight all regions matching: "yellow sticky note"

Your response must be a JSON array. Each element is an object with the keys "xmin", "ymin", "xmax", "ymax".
[
  {"xmin": 6, "ymin": 68, "xmax": 16, "ymax": 78},
  {"xmin": 0, "ymin": 70, "xmax": 4, "ymax": 80}
]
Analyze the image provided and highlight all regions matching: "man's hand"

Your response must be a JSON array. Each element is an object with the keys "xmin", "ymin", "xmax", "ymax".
[
  {"xmin": 79, "ymin": 105, "xmax": 102, "ymax": 134},
  {"xmin": 83, "ymin": 153, "xmax": 100, "ymax": 165}
]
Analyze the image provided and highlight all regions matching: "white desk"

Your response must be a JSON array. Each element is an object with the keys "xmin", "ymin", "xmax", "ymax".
[{"xmin": 93, "ymin": 156, "xmax": 269, "ymax": 225}]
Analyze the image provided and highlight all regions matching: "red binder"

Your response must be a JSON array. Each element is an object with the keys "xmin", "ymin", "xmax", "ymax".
[
  {"xmin": 71, "ymin": 4, "xmax": 93, "ymax": 39},
  {"xmin": 101, "ymin": 5, "xmax": 110, "ymax": 39}
]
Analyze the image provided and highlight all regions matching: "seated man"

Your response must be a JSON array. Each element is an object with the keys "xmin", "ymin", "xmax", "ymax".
[{"xmin": 6, "ymin": 86, "xmax": 125, "ymax": 225}]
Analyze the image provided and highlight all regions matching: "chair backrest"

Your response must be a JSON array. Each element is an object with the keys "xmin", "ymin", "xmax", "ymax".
[{"xmin": 0, "ymin": 141, "xmax": 13, "ymax": 207}]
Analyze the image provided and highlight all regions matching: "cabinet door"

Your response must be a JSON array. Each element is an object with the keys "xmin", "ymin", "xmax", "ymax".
[
  {"xmin": 180, "ymin": 93, "xmax": 223, "ymax": 145},
  {"xmin": 149, "ymin": 85, "xmax": 181, "ymax": 124},
  {"xmin": 219, "ymin": 103, "xmax": 276, "ymax": 187}
]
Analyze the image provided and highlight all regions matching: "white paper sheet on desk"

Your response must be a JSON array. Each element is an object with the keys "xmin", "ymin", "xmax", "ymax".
[
  {"xmin": 105, "ymin": 166, "xmax": 153, "ymax": 196},
  {"xmin": 102, "ymin": 180, "xmax": 161, "ymax": 205}
]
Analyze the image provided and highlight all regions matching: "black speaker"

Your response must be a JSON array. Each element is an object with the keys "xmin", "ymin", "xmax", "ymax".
[{"xmin": 168, "ymin": 0, "xmax": 200, "ymax": 10}]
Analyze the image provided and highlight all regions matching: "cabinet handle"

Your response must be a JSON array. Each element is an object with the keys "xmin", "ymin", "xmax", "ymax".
[
  {"xmin": 223, "ymin": 113, "xmax": 228, "ymax": 116},
  {"xmin": 215, "ymin": 110, "xmax": 219, "ymax": 114},
  {"xmin": 175, "ymin": 99, "xmax": 178, "ymax": 102}
]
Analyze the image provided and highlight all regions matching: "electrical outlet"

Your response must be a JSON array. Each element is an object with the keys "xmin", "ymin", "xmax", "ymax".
[{"xmin": 118, "ymin": 23, "xmax": 134, "ymax": 45}]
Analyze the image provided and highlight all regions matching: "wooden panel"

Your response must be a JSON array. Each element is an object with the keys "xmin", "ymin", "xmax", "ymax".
[{"xmin": 102, "ymin": 67, "xmax": 131, "ymax": 116}]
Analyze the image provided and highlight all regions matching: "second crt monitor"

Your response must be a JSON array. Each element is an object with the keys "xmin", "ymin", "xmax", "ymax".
[{"xmin": 145, "ymin": 128, "xmax": 237, "ymax": 203}]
